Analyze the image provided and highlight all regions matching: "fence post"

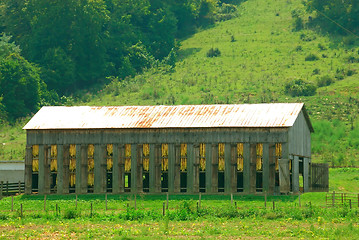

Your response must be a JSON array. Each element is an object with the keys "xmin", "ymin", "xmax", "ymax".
[
  {"xmin": 199, "ymin": 193, "xmax": 201, "ymax": 209},
  {"xmin": 341, "ymin": 193, "xmax": 344, "ymax": 204},
  {"xmin": 166, "ymin": 193, "xmax": 169, "ymax": 210},
  {"xmin": 163, "ymin": 202, "xmax": 165, "ymax": 216},
  {"xmin": 332, "ymin": 191, "xmax": 335, "ymax": 207},
  {"xmin": 0, "ymin": 181, "xmax": 3, "ymax": 199},
  {"xmin": 264, "ymin": 193, "xmax": 267, "ymax": 208},
  {"xmin": 134, "ymin": 195, "xmax": 137, "ymax": 210},
  {"xmin": 11, "ymin": 195, "xmax": 14, "ymax": 211},
  {"xmin": 44, "ymin": 195, "xmax": 47, "ymax": 211},
  {"xmin": 349, "ymin": 199, "xmax": 352, "ymax": 209},
  {"xmin": 231, "ymin": 193, "xmax": 233, "ymax": 205},
  {"xmin": 105, "ymin": 193, "xmax": 108, "ymax": 211},
  {"xmin": 299, "ymin": 194, "xmax": 301, "ymax": 208},
  {"xmin": 90, "ymin": 202, "xmax": 93, "ymax": 217},
  {"xmin": 6, "ymin": 181, "xmax": 9, "ymax": 196},
  {"xmin": 358, "ymin": 194, "xmax": 359, "ymax": 208},
  {"xmin": 272, "ymin": 201, "xmax": 275, "ymax": 210},
  {"xmin": 76, "ymin": 195, "xmax": 78, "ymax": 210},
  {"xmin": 20, "ymin": 204, "xmax": 23, "ymax": 218}
]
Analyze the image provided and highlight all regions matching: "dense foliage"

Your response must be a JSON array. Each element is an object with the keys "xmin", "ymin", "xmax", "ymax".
[
  {"xmin": 0, "ymin": 0, "xmax": 239, "ymax": 121},
  {"xmin": 305, "ymin": 0, "xmax": 359, "ymax": 34}
]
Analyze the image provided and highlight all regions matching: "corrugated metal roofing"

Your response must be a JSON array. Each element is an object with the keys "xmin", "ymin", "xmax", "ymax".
[{"xmin": 23, "ymin": 103, "xmax": 312, "ymax": 131}]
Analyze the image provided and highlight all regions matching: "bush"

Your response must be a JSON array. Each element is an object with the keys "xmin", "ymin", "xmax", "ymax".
[
  {"xmin": 207, "ymin": 48, "xmax": 221, "ymax": 57},
  {"xmin": 63, "ymin": 209, "xmax": 79, "ymax": 219},
  {"xmin": 317, "ymin": 75, "xmax": 334, "ymax": 87},
  {"xmin": 285, "ymin": 79, "xmax": 317, "ymax": 97},
  {"xmin": 305, "ymin": 53, "xmax": 319, "ymax": 61}
]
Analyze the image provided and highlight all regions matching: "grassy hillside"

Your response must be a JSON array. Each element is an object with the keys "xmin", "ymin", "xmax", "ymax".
[{"xmin": 1, "ymin": 0, "xmax": 359, "ymax": 165}]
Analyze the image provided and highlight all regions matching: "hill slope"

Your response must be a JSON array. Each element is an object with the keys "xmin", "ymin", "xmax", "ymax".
[{"xmin": 1, "ymin": 0, "xmax": 359, "ymax": 165}]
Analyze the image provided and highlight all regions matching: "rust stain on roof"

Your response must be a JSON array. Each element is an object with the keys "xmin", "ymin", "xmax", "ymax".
[{"xmin": 23, "ymin": 103, "xmax": 311, "ymax": 131}]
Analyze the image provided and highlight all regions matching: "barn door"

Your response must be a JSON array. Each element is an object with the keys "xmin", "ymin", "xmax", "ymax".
[
  {"xmin": 278, "ymin": 159, "xmax": 290, "ymax": 194},
  {"xmin": 310, "ymin": 163, "xmax": 329, "ymax": 192}
]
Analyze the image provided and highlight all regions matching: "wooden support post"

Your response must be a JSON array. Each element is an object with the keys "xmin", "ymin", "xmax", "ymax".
[
  {"xmin": 174, "ymin": 145, "xmax": 181, "ymax": 193},
  {"xmin": 292, "ymin": 155, "xmax": 300, "ymax": 194},
  {"xmin": 112, "ymin": 144, "xmax": 120, "ymax": 194},
  {"xmin": 168, "ymin": 144, "xmax": 175, "ymax": 193},
  {"xmin": 250, "ymin": 144, "xmax": 256, "ymax": 194},
  {"xmin": 118, "ymin": 144, "xmax": 125, "ymax": 193},
  {"xmin": 262, "ymin": 143, "xmax": 269, "ymax": 193},
  {"xmin": 243, "ymin": 143, "xmax": 250, "ymax": 194},
  {"xmin": 62, "ymin": 145, "xmax": 70, "ymax": 194},
  {"xmin": 272, "ymin": 201, "xmax": 275, "ymax": 210},
  {"xmin": 135, "ymin": 144, "xmax": 143, "ymax": 193},
  {"xmin": 224, "ymin": 143, "xmax": 231, "ymax": 193},
  {"xmin": 149, "ymin": 144, "xmax": 156, "ymax": 193},
  {"xmin": 187, "ymin": 144, "xmax": 194, "ymax": 193},
  {"xmin": 130, "ymin": 144, "xmax": 138, "ymax": 193},
  {"xmin": 193, "ymin": 144, "xmax": 200, "ymax": 193},
  {"xmin": 211, "ymin": 144, "xmax": 218, "ymax": 193},
  {"xmin": 94, "ymin": 144, "xmax": 106, "ymax": 194},
  {"xmin": 154, "ymin": 144, "xmax": 162, "ymax": 193},
  {"xmin": 303, "ymin": 157, "xmax": 310, "ymax": 192},
  {"xmin": 75, "ymin": 145, "xmax": 82, "ymax": 194},
  {"xmin": 268, "ymin": 144, "xmax": 275, "ymax": 194},
  {"xmin": 25, "ymin": 146, "xmax": 33, "ymax": 194},
  {"xmin": 81, "ymin": 145, "xmax": 88, "ymax": 194},
  {"xmin": 38, "ymin": 145, "xmax": 45, "ymax": 195},
  {"xmin": 56, "ymin": 145, "xmax": 64, "ymax": 194},
  {"xmin": 230, "ymin": 144, "xmax": 237, "ymax": 193},
  {"xmin": 205, "ymin": 143, "xmax": 212, "ymax": 193}
]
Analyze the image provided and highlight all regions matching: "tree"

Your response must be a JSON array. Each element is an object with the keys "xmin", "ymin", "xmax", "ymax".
[{"xmin": 0, "ymin": 54, "xmax": 41, "ymax": 120}]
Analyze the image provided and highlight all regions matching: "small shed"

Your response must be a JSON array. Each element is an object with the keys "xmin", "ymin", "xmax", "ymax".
[{"xmin": 23, "ymin": 103, "xmax": 328, "ymax": 195}]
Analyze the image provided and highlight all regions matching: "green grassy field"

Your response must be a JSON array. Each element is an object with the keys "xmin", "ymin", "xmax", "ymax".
[
  {"xmin": 1, "ymin": 0, "xmax": 359, "ymax": 166},
  {"xmin": 1, "ymin": 168, "xmax": 359, "ymax": 238}
]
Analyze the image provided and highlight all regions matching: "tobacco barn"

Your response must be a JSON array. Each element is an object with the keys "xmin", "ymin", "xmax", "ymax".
[{"xmin": 23, "ymin": 103, "xmax": 328, "ymax": 195}]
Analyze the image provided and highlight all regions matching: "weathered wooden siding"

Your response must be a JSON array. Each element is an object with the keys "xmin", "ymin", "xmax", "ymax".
[
  {"xmin": 26, "ymin": 128, "xmax": 288, "ymax": 145},
  {"xmin": 288, "ymin": 111, "xmax": 311, "ymax": 158}
]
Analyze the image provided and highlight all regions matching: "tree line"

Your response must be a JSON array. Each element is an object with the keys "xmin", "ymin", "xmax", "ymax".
[{"xmin": 0, "ymin": 0, "xmax": 240, "ymax": 122}]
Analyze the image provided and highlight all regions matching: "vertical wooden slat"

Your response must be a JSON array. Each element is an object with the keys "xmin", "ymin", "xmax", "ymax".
[
  {"xmin": 75, "ymin": 145, "xmax": 82, "ymax": 194},
  {"xmin": 94, "ymin": 144, "xmax": 106, "ymax": 193},
  {"xmin": 25, "ymin": 146, "xmax": 32, "ymax": 194},
  {"xmin": 119, "ymin": 144, "xmax": 125, "ymax": 193},
  {"xmin": 131, "ymin": 144, "xmax": 138, "ymax": 193},
  {"xmin": 230, "ymin": 144, "xmax": 237, "ymax": 193},
  {"xmin": 112, "ymin": 144, "xmax": 119, "ymax": 194},
  {"xmin": 57, "ymin": 145, "xmax": 64, "ymax": 194},
  {"xmin": 168, "ymin": 143, "xmax": 175, "ymax": 193},
  {"xmin": 205, "ymin": 143, "xmax": 212, "ymax": 193},
  {"xmin": 136, "ymin": 144, "xmax": 143, "ymax": 193},
  {"xmin": 250, "ymin": 144, "xmax": 256, "ymax": 194},
  {"xmin": 187, "ymin": 144, "xmax": 194, "ymax": 193},
  {"xmin": 174, "ymin": 144, "xmax": 181, "ymax": 193},
  {"xmin": 268, "ymin": 144, "xmax": 275, "ymax": 194},
  {"xmin": 193, "ymin": 144, "xmax": 199, "ymax": 193},
  {"xmin": 292, "ymin": 155, "xmax": 300, "ymax": 194},
  {"xmin": 63, "ymin": 145, "xmax": 70, "ymax": 194},
  {"xmin": 154, "ymin": 144, "xmax": 161, "ymax": 193},
  {"xmin": 262, "ymin": 143, "xmax": 269, "ymax": 193},
  {"xmin": 243, "ymin": 143, "xmax": 250, "ymax": 194},
  {"xmin": 81, "ymin": 145, "xmax": 88, "ymax": 194},
  {"xmin": 149, "ymin": 144, "xmax": 156, "ymax": 193},
  {"xmin": 211, "ymin": 144, "xmax": 218, "ymax": 193},
  {"xmin": 224, "ymin": 143, "xmax": 231, "ymax": 193}
]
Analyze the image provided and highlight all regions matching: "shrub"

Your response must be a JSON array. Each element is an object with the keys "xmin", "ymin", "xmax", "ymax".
[
  {"xmin": 63, "ymin": 208, "xmax": 78, "ymax": 219},
  {"xmin": 305, "ymin": 53, "xmax": 319, "ymax": 61},
  {"xmin": 285, "ymin": 79, "xmax": 317, "ymax": 97},
  {"xmin": 317, "ymin": 75, "xmax": 334, "ymax": 87},
  {"xmin": 207, "ymin": 48, "xmax": 221, "ymax": 57}
]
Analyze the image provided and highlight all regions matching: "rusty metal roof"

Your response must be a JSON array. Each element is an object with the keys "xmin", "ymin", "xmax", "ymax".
[{"xmin": 23, "ymin": 103, "xmax": 313, "ymax": 131}]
